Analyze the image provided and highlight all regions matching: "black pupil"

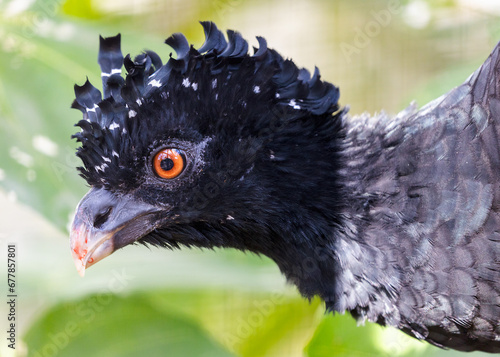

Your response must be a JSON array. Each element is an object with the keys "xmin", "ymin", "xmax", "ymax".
[{"xmin": 160, "ymin": 158, "xmax": 174, "ymax": 171}]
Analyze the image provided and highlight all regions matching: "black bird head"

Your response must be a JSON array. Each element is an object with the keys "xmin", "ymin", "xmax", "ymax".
[{"xmin": 70, "ymin": 22, "xmax": 344, "ymax": 300}]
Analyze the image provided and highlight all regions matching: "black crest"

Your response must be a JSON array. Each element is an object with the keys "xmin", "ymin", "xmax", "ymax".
[{"xmin": 72, "ymin": 22, "xmax": 340, "ymax": 188}]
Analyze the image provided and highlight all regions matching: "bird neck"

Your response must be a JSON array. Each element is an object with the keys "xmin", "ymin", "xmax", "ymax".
[
  {"xmin": 265, "ymin": 213, "xmax": 402, "ymax": 327},
  {"xmin": 320, "ymin": 111, "xmax": 413, "ymax": 325}
]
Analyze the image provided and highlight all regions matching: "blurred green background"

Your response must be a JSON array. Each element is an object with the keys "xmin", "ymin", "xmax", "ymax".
[{"xmin": 0, "ymin": 0, "xmax": 499, "ymax": 356}]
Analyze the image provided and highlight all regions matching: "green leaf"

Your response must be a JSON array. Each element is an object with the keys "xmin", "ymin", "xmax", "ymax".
[
  {"xmin": 236, "ymin": 297, "xmax": 322, "ymax": 357},
  {"xmin": 305, "ymin": 313, "xmax": 381, "ymax": 357},
  {"xmin": 24, "ymin": 293, "xmax": 236, "ymax": 357},
  {"xmin": 144, "ymin": 289, "xmax": 322, "ymax": 357},
  {"xmin": 305, "ymin": 313, "xmax": 437, "ymax": 357}
]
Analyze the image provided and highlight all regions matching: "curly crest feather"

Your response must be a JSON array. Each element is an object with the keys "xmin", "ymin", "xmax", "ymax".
[{"xmin": 72, "ymin": 22, "xmax": 341, "ymax": 188}]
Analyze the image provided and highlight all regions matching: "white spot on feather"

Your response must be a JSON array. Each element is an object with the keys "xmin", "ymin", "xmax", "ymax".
[
  {"xmin": 109, "ymin": 122, "xmax": 120, "ymax": 130},
  {"xmin": 112, "ymin": 150, "xmax": 119, "ymax": 158},
  {"xmin": 149, "ymin": 79, "xmax": 162, "ymax": 87},
  {"xmin": 212, "ymin": 78, "xmax": 217, "ymax": 88},
  {"xmin": 191, "ymin": 82, "xmax": 198, "ymax": 91},
  {"xmin": 289, "ymin": 99, "xmax": 301, "ymax": 110},
  {"xmin": 9, "ymin": 147, "xmax": 34, "ymax": 167},
  {"xmin": 226, "ymin": 215, "xmax": 235, "ymax": 220},
  {"xmin": 87, "ymin": 103, "xmax": 99, "ymax": 113},
  {"xmin": 128, "ymin": 110, "xmax": 137, "ymax": 118},
  {"xmin": 95, "ymin": 163, "xmax": 108, "ymax": 172},
  {"xmin": 102, "ymin": 156, "xmax": 111, "ymax": 163},
  {"xmin": 32, "ymin": 135, "xmax": 59, "ymax": 157},
  {"xmin": 215, "ymin": 93, "xmax": 219, "ymax": 100},
  {"xmin": 182, "ymin": 78, "xmax": 191, "ymax": 87},
  {"xmin": 245, "ymin": 164, "xmax": 254, "ymax": 175},
  {"xmin": 253, "ymin": 85, "xmax": 260, "ymax": 94},
  {"xmin": 136, "ymin": 98, "xmax": 142, "ymax": 106}
]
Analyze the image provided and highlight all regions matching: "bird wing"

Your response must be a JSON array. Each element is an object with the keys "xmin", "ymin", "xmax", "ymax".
[
  {"xmin": 389, "ymin": 42, "xmax": 500, "ymax": 351},
  {"xmin": 342, "ymin": 42, "xmax": 500, "ymax": 352}
]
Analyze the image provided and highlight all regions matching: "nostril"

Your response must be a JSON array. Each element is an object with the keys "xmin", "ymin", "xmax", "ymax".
[{"xmin": 93, "ymin": 206, "xmax": 113, "ymax": 229}]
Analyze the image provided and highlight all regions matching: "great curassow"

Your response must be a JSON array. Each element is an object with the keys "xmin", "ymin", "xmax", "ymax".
[{"xmin": 70, "ymin": 22, "xmax": 500, "ymax": 352}]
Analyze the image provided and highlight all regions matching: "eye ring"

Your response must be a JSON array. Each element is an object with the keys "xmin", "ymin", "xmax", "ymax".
[{"xmin": 153, "ymin": 148, "xmax": 186, "ymax": 179}]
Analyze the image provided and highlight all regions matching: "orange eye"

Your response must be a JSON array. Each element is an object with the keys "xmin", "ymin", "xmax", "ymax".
[{"xmin": 153, "ymin": 148, "xmax": 185, "ymax": 179}]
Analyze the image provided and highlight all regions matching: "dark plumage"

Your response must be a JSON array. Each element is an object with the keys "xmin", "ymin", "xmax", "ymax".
[{"xmin": 69, "ymin": 22, "xmax": 500, "ymax": 352}]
